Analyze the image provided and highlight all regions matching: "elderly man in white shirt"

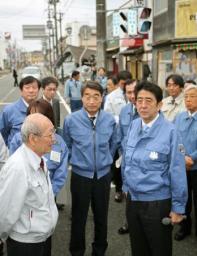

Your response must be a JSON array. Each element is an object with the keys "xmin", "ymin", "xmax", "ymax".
[
  {"xmin": 0, "ymin": 113, "xmax": 58, "ymax": 256},
  {"xmin": 104, "ymin": 70, "xmax": 132, "ymax": 124}
]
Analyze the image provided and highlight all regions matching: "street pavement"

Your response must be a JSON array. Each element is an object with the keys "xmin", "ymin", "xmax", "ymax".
[
  {"xmin": 52, "ymin": 189, "xmax": 197, "ymax": 256},
  {"xmin": 0, "ymin": 72, "xmax": 197, "ymax": 256}
]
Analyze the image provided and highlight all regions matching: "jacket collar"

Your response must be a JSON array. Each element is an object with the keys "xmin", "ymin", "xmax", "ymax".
[
  {"xmin": 136, "ymin": 112, "xmax": 165, "ymax": 138},
  {"xmin": 17, "ymin": 97, "xmax": 28, "ymax": 113},
  {"xmin": 184, "ymin": 111, "xmax": 197, "ymax": 121},
  {"xmin": 22, "ymin": 143, "xmax": 42, "ymax": 173},
  {"xmin": 166, "ymin": 92, "xmax": 184, "ymax": 105}
]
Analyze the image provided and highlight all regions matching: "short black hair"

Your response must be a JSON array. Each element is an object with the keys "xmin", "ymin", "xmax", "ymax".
[
  {"xmin": 165, "ymin": 74, "xmax": 184, "ymax": 88},
  {"xmin": 72, "ymin": 70, "xmax": 80, "ymax": 78},
  {"xmin": 135, "ymin": 81, "xmax": 163, "ymax": 103},
  {"xmin": 123, "ymin": 79, "xmax": 137, "ymax": 94},
  {"xmin": 107, "ymin": 75, "xmax": 118, "ymax": 86},
  {"xmin": 185, "ymin": 79, "xmax": 196, "ymax": 85},
  {"xmin": 19, "ymin": 76, "xmax": 41, "ymax": 90},
  {"xmin": 81, "ymin": 81, "xmax": 104, "ymax": 97},
  {"xmin": 41, "ymin": 76, "xmax": 58, "ymax": 89},
  {"xmin": 117, "ymin": 70, "xmax": 132, "ymax": 82}
]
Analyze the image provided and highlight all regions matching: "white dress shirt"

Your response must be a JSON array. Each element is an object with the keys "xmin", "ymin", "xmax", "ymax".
[{"xmin": 104, "ymin": 87, "xmax": 126, "ymax": 124}]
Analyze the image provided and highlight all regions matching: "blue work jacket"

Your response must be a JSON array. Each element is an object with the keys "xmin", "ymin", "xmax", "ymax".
[
  {"xmin": 96, "ymin": 76, "xmax": 107, "ymax": 90},
  {"xmin": 64, "ymin": 79, "xmax": 83, "ymax": 100},
  {"xmin": 0, "ymin": 98, "xmax": 27, "ymax": 148},
  {"xmin": 174, "ymin": 111, "xmax": 197, "ymax": 171},
  {"xmin": 123, "ymin": 113, "xmax": 187, "ymax": 214},
  {"xmin": 118, "ymin": 103, "xmax": 139, "ymax": 153},
  {"xmin": 9, "ymin": 132, "xmax": 68, "ymax": 196},
  {"xmin": 63, "ymin": 108, "xmax": 117, "ymax": 179}
]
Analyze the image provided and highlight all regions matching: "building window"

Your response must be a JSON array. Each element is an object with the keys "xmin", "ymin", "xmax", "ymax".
[{"xmin": 154, "ymin": 0, "xmax": 168, "ymax": 16}]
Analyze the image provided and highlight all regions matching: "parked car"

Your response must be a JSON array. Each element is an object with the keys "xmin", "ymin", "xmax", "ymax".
[{"xmin": 21, "ymin": 66, "xmax": 42, "ymax": 80}]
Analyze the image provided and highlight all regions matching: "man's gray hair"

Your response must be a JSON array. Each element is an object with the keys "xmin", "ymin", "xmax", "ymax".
[{"xmin": 21, "ymin": 115, "xmax": 42, "ymax": 143}]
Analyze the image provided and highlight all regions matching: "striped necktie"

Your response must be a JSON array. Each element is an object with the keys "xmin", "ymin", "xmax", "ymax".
[{"xmin": 89, "ymin": 116, "xmax": 96, "ymax": 129}]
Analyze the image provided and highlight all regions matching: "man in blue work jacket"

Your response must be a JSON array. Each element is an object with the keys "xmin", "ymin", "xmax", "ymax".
[
  {"xmin": 0, "ymin": 76, "xmax": 41, "ymax": 148},
  {"xmin": 63, "ymin": 81, "xmax": 117, "ymax": 256},
  {"xmin": 64, "ymin": 70, "xmax": 83, "ymax": 112},
  {"xmin": 117, "ymin": 78, "xmax": 138, "ymax": 235},
  {"xmin": 123, "ymin": 81, "xmax": 188, "ymax": 256},
  {"xmin": 174, "ymin": 84, "xmax": 197, "ymax": 241}
]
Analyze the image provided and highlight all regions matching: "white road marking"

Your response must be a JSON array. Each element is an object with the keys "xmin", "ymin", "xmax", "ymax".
[
  {"xmin": 56, "ymin": 90, "xmax": 71, "ymax": 114},
  {"xmin": 0, "ymin": 87, "xmax": 16, "ymax": 103},
  {"xmin": 0, "ymin": 102, "xmax": 12, "ymax": 105},
  {"xmin": 0, "ymin": 74, "xmax": 8, "ymax": 80}
]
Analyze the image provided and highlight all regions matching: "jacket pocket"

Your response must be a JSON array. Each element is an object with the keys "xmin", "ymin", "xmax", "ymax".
[
  {"xmin": 28, "ymin": 180, "xmax": 46, "ymax": 208},
  {"xmin": 143, "ymin": 144, "xmax": 170, "ymax": 171}
]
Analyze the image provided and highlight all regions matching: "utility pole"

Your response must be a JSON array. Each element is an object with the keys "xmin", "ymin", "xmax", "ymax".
[
  {"xmin": 47, "ymin": 4, "xmax": 56, "ymax": 75},
  {"xmin": 47, "ymin": 5, "xmax": 53, "ymax": 73},
  {"xmin": 53, "ymin": 0, "xmax": 59, "ymax": 58},
  {"xmin": 58, "ymin": 12, "xmax": 64, "ymax": 83},
  {"xmin": 96, "ymin": 0, "xmax": 107, "ymax": 68},
  {"xmin": 49, "ymin": 0, "xmax": 59, "ymax": 75}
]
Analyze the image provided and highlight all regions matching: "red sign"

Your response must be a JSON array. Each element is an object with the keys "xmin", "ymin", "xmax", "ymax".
[{"xmin": 121, "ymin": 38, "xmax": 144, "ymax": 48}]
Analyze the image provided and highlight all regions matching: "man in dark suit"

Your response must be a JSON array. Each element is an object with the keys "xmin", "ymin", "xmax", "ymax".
[{"xmin": 41, "ymin": 76, "xmax": 60, "ymax": 129}]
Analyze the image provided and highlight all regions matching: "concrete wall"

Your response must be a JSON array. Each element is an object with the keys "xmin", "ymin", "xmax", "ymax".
[
  {"xmin": 153, "ymin": 0, "xmax": 175, "ymax": 43},
  {"xmin": 152, "ymin": 0, "xmax": 175, "ymax": 83}
]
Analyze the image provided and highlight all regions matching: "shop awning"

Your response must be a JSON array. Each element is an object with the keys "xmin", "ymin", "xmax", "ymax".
[
  {"xmin": 119, "ymin": 46, "xmax": 144, "ymax": 56},
  {"xmin": 175, "ymin": 43, "xmax": 197, "ymax": 51},
  {"xmin": 55, "ymin": 45, "xmax": 96, "ymax": 67}
]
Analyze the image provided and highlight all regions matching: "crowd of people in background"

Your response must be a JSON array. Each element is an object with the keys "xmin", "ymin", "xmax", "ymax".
[{"xmin": 0, "ymin": 66, "xmax": 196, "ymax": 256}]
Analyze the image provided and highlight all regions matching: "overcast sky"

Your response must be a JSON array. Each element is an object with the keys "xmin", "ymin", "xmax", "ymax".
[{"xmin": 0, "ymin": 0, "xmax": 127, "ymax": 51}]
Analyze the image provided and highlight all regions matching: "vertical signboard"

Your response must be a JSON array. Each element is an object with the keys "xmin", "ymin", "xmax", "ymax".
[
  {"xmin": 175, "ymin": 0, "xmax": 197, "ymax": 38},
  {"xmin": 127, "ymin": 9, "xmax": 138, "ymax": 36}
]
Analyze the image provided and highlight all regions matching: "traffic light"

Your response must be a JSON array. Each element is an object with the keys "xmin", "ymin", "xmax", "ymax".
[
  {"xmin": 138, "ymin": 7, "xmax": 152, "ymax": 34},
  {"xmin": 119, "ymin": 11, "xmax": 128, "ymax": 33}
]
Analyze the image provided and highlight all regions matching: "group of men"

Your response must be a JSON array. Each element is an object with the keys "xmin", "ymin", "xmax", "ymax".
[{"xmin": 0, "ymin": 68, "xmax": 196, "ymax": 256}]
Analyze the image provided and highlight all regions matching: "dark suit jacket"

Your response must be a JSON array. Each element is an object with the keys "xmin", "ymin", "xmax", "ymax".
[{"xmin": 52, "ymin": 98, "xmax": 60, "ymax": 129}]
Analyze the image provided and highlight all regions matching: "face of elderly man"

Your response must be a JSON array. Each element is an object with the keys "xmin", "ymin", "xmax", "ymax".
[
  {"xmin": 184, "ymin": 87, "xmax": 197, "ymax": 113},
  {"xmin": 24, "ymin": 113, "xmax": 55, "ymax": 157}
]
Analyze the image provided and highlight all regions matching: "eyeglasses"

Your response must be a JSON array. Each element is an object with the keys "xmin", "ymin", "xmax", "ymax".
[
  {"xmin": 34, "ymin": 128, "xmax": 56, "ymax": 139},
  {"xmin": 167, "ymin": 83, "xmax": 179, "ymax": 88},
  {"xmin": 83, "ymin": 95, "xmax": 101, "ymax": 102},
  {"xmin": 45, "ymin": 87, "xmax": 57, "ymax": 92},
  {"xmin": 136, "ymin": 98, "xmax": 154, "ymax": 104},
  {"xmin": 184, "ymin": 95, "xmax": 197, "ymax": 99},
  {"xmin": 42, "ymin": 128, "xmax": 56, "ymax": 138}
]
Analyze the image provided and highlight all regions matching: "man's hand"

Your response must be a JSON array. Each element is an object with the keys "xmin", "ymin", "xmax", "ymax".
[
  {"xmin": 169, "ymin": 212, "xmax": 185, "ymax": 225},
  {"xmin": 185, "ymin": 156, "xmax": 194, "ymax": 171}
]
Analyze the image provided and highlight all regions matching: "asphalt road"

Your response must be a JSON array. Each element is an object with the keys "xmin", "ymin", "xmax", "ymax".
[{"xmin": 0, "ymin": 72, "xmax": 197, "ymax": 256}]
